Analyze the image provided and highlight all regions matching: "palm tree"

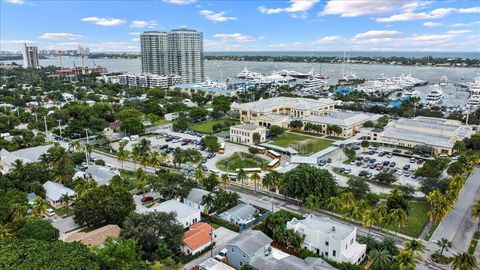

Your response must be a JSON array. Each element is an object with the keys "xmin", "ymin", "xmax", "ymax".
[
  {"xmin": 262, "ymin": 171, "xmax": 282, "ymax": 212},
  {"xmin": 117, "ymin": 148, "xmax": 129, "ymax": 170},
  {"xmin": 304, "ymin": 195, "xmax": 320, "ymax": 210},
  {"xmin": 359, "ymin": 235, "xmax": 377, "ymax": 252},
  {"xmin": 370, "ymin": 248, "xmax": 392, "ymax": 270},
  {"xmin": 436, "ymin": 238, "xmax": 452, "ymax": 256},
  {"xmin": 250, "ymin": 172, "xmax": 261, "ymax": 192},
  {"xmin": 403, "ymin": 239, "xmax": 425, "ymax": 261},
  {"xmin": 426, "ymin": 189, "xmax": 448, "ymax": 224},
  {"xmin": 237, "ymin": 169, "xmax": 247, "ymax": 189},
  {"xmin": 195, "ymin": 166, "xmax": 206, "ymax": 183},
  {"xmin": 48, "ymin": 147, "xmax": 74, "ymax": 184},
  {"xmin": 389, "ymin": 208, "xmax": 408, "ymax": 235},
  {"xmin": 10, "ymin": 202, "xmax": 27, "ymax": 221},
  {"xmin": 60, "ymin": 193, "xmax": 71, "ymax": 214},
  {"xmin": 325, "ymin": 196, "xmax": 340, "ymax": 215},
  {"xmin": 472, "ymin": 198, "xmax": 480, "ymax": 232},
  {"xmin": 220, "ymin": 173, "xmax": 230, "ymax": 189},
  {"xmin": 74, "ymin": 179, "xmax": 98, "ymax": 198},
  {"xmin": 378, "ymin": 237, "xmax": 398, "ymax": 255},
  {"xmin": 31, "ymin": 197, "xmax": 50, "ymax": 218},
  {"xmin": 69, "ymin": 140, "xmax": 83, "ymax": 152},
  {"xmin": 394, "ymin": 250, "xmax": 416, "ymax": 270},
  {"xmin": 131, "ymin": 145, "xmax": 141, "ymax": 170},
  {"xmin": 451, "ymin": 252, "xmax": 477, "ymax": 270},
  {"xmin": 135, "ymin": 168, "xmax": 148, "ymax": 195},
  {"xmin": 362, "ymin": 208, "xmax": 375, "ymax": 235},
  {"xmin": 148, "ymin": 151, "xmax": 162, "ymax": 171}
]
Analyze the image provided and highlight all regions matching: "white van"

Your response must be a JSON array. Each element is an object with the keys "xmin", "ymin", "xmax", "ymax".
[
  {"xmin": 130, "ymin": 135, "xmax": 139, "ymax": 141},
  {"xmin": 45, "ymin": 208, "xmax": 55, "ymax": 217}
]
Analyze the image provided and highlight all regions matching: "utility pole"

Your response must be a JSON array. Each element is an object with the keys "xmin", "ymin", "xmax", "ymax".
[
  {"xmin": 57, "ymin": 120, "xmax": 63, "ymax": 138},
  {"xmin": 466, "ymin": 104, "xmax": 470, "ymax": 125},
  {"xmin": 84, "ymin": 128, "xmax": 89, "ymax": 144},
  {"xmin": 43, "ymin": 116, "xmax": 48, "ymax": 136}
]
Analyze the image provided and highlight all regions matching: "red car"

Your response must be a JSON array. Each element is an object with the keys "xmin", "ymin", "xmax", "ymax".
[
  {"xmin": 416, "ymin": 159, "xmax": 424, "ymax": 164},
  {"xmin": 141, "ymin": 196, "xmax": 153, "ymax": 203}
]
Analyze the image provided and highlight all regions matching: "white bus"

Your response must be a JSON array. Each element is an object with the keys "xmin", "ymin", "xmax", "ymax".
[
  {"xmin": 236, "ymin": 167, "xmax": 262, "ymax": 174},
  {"xmin": 267, "ymin": 159, "xmax": 280, "ymax": 170}
]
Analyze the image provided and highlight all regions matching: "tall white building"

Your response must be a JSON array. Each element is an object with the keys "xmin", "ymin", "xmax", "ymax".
[
  {"xmin": 140, "ymin": 29, "xmax": 204, "ymax": 83},
  {"xmin": 23, "ymin": 44, "xmax": 39, "ymax": 68}
]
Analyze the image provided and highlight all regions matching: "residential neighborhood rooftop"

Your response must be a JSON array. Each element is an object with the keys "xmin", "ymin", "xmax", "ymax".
[{"xmin": 227, "ymin": 230, "xmax": 272, "ymax": 256}]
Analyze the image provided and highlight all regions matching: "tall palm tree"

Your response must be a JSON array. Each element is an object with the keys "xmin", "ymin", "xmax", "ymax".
[
  {"xmin": 237, "ymin": 169, "xmax": 247, "ymax": 189},
  {"xmin": 436, "ymin": 238, "xmax": 452, "ymax": 256},
  {"xmin": 394, "ymin": 250, "xmax": 416, "ymax": 270},
  {"xmin": 60, "ymin": 193, "xmax": 71, "ymax": 214},
  {"xmin": 403, "ymin": 239, "xmax": 425, "ymax": 261},
  {"xmin": 74, "ymin": 180, "xmax": 97, "ymax": 198},
  {"xmin": 10, "ymin": 202, "xmax": 27, "ymax": 221},
  {"xmin": 472, "ymin": 198, "xmax": 480, "ymax": 232},
  {"xmin": 389, "ymin": 208, "xmax": 408, "ymax": 235},
  {"xmin": 304, "ymin": 195, "xmax": 320, "ymax": 210},
  {"xmin": 325, "ymin": 196, "xmax": 340, "ymax": 215},
  {"xmin": 135, "ymin": 168, "xmax": 148, "ymax": 195},
  {"xmin": 370, "ymin": 248, "xmax": 392, "ymax": 270},
  {"xmin": 451, "ymin": 252, "xmax": 477, "ymax": 270},
  {"xmin": 117, "ymin": 148, "xmax": 129, "ymax": 170},
  {"xmin": 148, "ymin": 151, "xmax": 162, "ymax": 171},
  {"xmin": 426, "ymin": 189, "xmax": 448, "ymax": 224},
  {"xmin": 362, "ymin": 208, "xmax": 375, "ymax": 235},
  {"xmin": 262, "ymin": 171, "xmax": 281, "ymax": 212},
  {"xmin": 195, "ymin": 166, "xmax": 206, "ymax": 183},
  {"xmin": 131, "ymin": 145, "xmax": 141, "ymax": 170},
  {"xmin": 220, "ymin": 173, "xmax": 230, "ymax": 189},
  {"xmin": 48, "ymin": 147, "xmax": 74, "ymax": 184},
  {"xmin": 250, "ymin": 172, "xmax": 261, "ymax": 192},
  {"xmin": 31, "ymin": 197, "xmax": 50, "ymax": 218}
]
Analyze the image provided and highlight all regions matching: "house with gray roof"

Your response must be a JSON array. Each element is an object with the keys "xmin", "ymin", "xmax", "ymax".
[
  {"xmin": 85, "ymin": 165, "xmax": 118, "ymax": 186},
  {"xmin": 219, "ymin": 203, "xmax": 258, "ymax": 226},
  {"xmin": 250, "ymin": 247, "xmax": 335, "ymax": 270},
  {"xmin": 43, "ymin": 181, "xmax": 76, "ymax": 207},
  {"xmin": 139, "ymin": 199, "xmax": 200, "ymax": 228},
  {"xmin": 183, "ymin": 188, "xmax": 212, "ymax": 213},
  {"xmin": 225, "ymin": 230, "xmax": 272, "ymax": 269},
  {"xmin": 0, "ymin": 144, "xmax": 53, "ymax": 173},
  {"xmin": 287, "ymin": 214, "xmax": 366, "ymax": 264}
]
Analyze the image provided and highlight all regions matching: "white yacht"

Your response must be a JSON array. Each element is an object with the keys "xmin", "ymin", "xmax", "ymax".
[
  {"xmin": 303, "ymin": 77, "xmax": 325, "ymax": 90},
  {"xmin": 278, "ymin": 69, "xmax": 309, "ymax": 79},
  {"xmin": 467, "ymin": 82, "xmax": 480, "ymax": 108},
  {"xmin": 235, "ymin": 67, "xmax": 250, "ymax": 79},
  {"xmin": 439, "ymin": 75, "xmax": 448, "ymax": 86},
  {"xmin": 425, "ymin": 86, "xmax": 444, "ymax": 105},
  {"xmin": 402, "ymin": 90, "xmax": 420, "ymax": 99}
]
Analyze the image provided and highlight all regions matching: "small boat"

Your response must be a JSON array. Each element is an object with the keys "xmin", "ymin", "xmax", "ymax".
[{"xmin": 439, "ymin": 75, "xmax": 448, "ymax": 86}]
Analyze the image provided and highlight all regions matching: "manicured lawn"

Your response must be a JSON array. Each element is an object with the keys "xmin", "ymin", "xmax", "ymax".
[
  {"xmin": 216, "ymin": 152, "xmax": 269, "ymax": 172},
  {"xmin": 154, "ymin": 119, "xmax": 172, "ymax": 126},
  {"xmin": 190, "ymin": 119, "xmax": 240, "ymax": 134},
  {"xmin": 388, "ymin": 201, "xmax": 430, "ymax": 238},
  {"xmin": 270, "ymin": 133, "xmax": 333, "ymax": 155}
]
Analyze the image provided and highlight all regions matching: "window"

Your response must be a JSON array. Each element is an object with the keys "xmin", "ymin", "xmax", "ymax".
[
  {"xmin": 333, "ymin": 250, "xmax": 336, "ymax": 257},
  {"xmin": 325, "ymin": 241, "xmax": 329, "ymax": 246}
]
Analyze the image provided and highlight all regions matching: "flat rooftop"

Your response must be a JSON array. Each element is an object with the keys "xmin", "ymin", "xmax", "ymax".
[
  {"xmin": 289, "ymin": 214, "xmax": 354, "ymax": 241},
  {"xmin": 231, "ymin": 124, "xmax": 265, "ymax": 131},
  {"xmin": 303, "ymin": 111, "xmax": 371, "ymax": 127},
  {"xmin": 231, "ymin": 97, "xmax": 335, "ymax": 113}
]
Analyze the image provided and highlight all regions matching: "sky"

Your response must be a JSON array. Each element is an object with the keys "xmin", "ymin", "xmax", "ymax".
[{"xmin": 1, "ymin": 0, "xmax": 480, "ymax": 52}]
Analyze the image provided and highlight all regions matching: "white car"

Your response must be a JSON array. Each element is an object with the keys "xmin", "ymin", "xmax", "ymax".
[
  {"xmin": 215, "ymin": 248, "xmax": 227, "ymax": 261},
  {"xmin": 45, "ymin": 208, "xmax": 55, "ymax": 217}
]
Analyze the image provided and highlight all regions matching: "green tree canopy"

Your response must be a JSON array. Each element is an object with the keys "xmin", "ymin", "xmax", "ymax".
[
  {"xmin": 283, "ymin": 164, "xmax": 338, "ymax": 202},
  {"xmin": 16, "ymin": 219, "xmax": 59, "ymax": 241}
]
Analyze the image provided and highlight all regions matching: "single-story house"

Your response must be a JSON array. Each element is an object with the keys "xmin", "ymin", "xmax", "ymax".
[
  {"xmin": 226, "ymin": 230, "xmax": 272, "ymax": 269},
  {"xmin": 139, "ymin": 199, "xmax": 201, "ymax": 228},
  {"xmin": 219, "ymin": 203, "xmax": 258, "ymax": 225},
  {"xmin": 65, "ymin": 224, "xmax": 121, "ymax": 246},
  {"xmin": 85, "ymin": 165, "xmax": 118, "ymax": 186},
  {"xmin": 198, "ymin": 258, "xmax": 235, "ymax": 270},
  {"xmin": 182, "ymin": 222, "xmax": 213, "ymax": 255},
  {"xmin": 43, "ymin": 181, "xmax": 76, "ymax": 207},
  {"xmin": 0, "ymin": 145, "xmax": 53, "ymax": 173},
  {"xmin": 183, "ymin": 188, "xmax": 212, "ymax": 213}
]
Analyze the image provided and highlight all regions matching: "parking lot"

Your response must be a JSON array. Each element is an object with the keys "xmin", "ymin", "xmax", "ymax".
[{"xmin": 331, "ymin": 147, "xmax": 425, "ymax": 188}]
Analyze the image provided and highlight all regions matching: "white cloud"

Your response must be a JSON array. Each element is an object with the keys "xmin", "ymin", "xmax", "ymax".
[
  {"xmin": 423, "ymin": 21, "xmax": 442, "ymax": 27},
  {"xmin": 320, "ymin": 0, "xmax": 417, "ymax": 17},
  {"xmin": 129, "ymin": 32, "xmax": 141, "ymax": 36},
  {"xmin": 0, "ymin": 39, "xmax": 33, "ymax": 45},
  {"xmin": 38, "ymin": 33, "xmax": 83, "ymax": 40},
  {"xmin": 445, "ymin": 30, "xmax": 472, "ymax": 35},
  {"xmin": 2, "ymin": 0, "xmax": 25, "ymax": 4},
  {"xmin": 258, "ymin": 0, "xmax": 319, "ymax": 15},
  {"xmin": 132, "ymin": 38, "xmax": 140, "ymax": 42},
  {"xmin": 81, "ymin": 17, "xmax": 126, "ymax": 26},
  {"xmin": 199, "ymin": 10, "xmax": 237, "ymax": 23},
  {"xmin": 448, "ymin": 21, "xmax": 480, "ymax": 27},
  {"xmin": 129, "ymin": 20, "xmax": 157, "ymax": 29},
  {"xmin": 376, "ymin": 7, "xmax": 480, "ymax": 22},
  {"xmin": 162, "ymin": 0, "xmax": 197, "ymax": 5},
  {"xmin": 314, "ymin": 35, "xmax": 343, "ymax": 44},
  {"xmin": 44, "ymin": 41, "xmax": 139, "ymax": 52},
  {"xmin": 354, "ymin": 30, "xmax": 402, "ymax": 39},
  {"xmin": 213, "ymin": 33, "xmax": 256, "ymax": 42}
]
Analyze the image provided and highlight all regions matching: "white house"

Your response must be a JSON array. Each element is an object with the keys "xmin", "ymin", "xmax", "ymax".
[
  {"xmin": 229, "ymin": 124, "xmax": 266, "ymax": 146},
  {"xmin": 219, "ymin": 203, "xmax": 258, "ymax": 225},
  {"xmin": 139, "ymin": 199, "xmax": 200, "ymax": 228},
  {"xmin": 183, "ymin": 188, "xmax": 211, "ymax": 213},
  {"xmin": 164, "ymin": 112, "xmax": 179, "ymax": 121},
  {"xmin": 287, "ymin": 214, "xmax": 366, "ymax": 264},
  {"xmin": 0, "ymin": 145, "xmax": 53, "ymax": 173},
  {"xmin": 43, "ymin": 181, "xmax": 76, "ymax": 207},
  {"xmin": 85, "ymin": 165, "xmax": 119, "ymax": 185}
]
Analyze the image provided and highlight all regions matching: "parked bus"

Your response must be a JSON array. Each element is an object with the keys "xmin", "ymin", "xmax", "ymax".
[
  {"xmin": 236, "ymin": 167, "xmax": 262, "ymax": 174},
  {"xmin": 228, "ymin": 173, "xmax": 237, "ymax": 181},
  {"xmin": 267, "ymin": 149, "xmax": 281, "ymax": 159},
  {"xmin": 219, "ymin": 142, "xmax": 225, "ymax": 154},
  {"xmin": 250, "ymin": 145, "xmax": 266, "ymax": 154},
  {"xmin": 267, "ymin": 159, "xmax": 280, "ymax": 170}
]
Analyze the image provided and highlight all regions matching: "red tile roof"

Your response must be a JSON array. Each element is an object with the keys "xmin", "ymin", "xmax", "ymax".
[{"xmin": 182, "ymin": 222, "xmax": 213, "ymax": 251}]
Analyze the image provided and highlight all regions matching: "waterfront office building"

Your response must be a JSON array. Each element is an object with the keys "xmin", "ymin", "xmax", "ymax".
[
  {"xmin": 140, "ymin": 29, "xmax": 204, "ymax": 83},
  {"xmin": 23, "ymin": 44, "xmax": 40, "ymax": 68}
]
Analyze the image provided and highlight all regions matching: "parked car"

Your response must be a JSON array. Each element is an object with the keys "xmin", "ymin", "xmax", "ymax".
[
  {"xmin": 215, "ymin": 248, "xmax": 228, "ymax": 262},
  {"xmin": 318, "ymin": 160, "xmax": 326, "ymax": 166},
  {"xmin": 344, "ymin": 168, "xmax": 351, "ymax": 174},
  {"xmin": 201, "ymin": 158, "xmax": 207, "ymax": 163},
  {"xmin": 339, "ymin": 168, "xmax": 346, "ymax": 173},
  {"xmin": 369, "ymin": 165, "xmax": 376, "ymax": 169},
  {"xmin": 326, "ymin": 158, "xmax": 332, "ymax": 163},
  {"xmin": 404, "ymin": 150, "xmax": 414, "ymax": 155},
  {"xmin": 141, "ymin": 196, "xmax": 154, "ymax": 203},
  {"xmin": 45, "ymin": 208, "xmax": 55, "ymax": 217},
  {"xmin": 416, "ymin": 159, "xmax": 424, "ymax": 164},
  {"xmin": 404, "ymin": 171, "xmax": 411, "ymax": 177},
  {"xmin": 383, "ymin": 161, "xmax": 390, "ymax": 166},
  {"xmin": 356, "ymin": 161, "xmax": 362, "ymax": 166},
  {"xmin": 403, "ymin": 164, "xmax": 411, "ymax": 170},
  {"xmin": 364, "ymin": 157, "xmax": 370, "ymax": 162},
  {"xmin": 410, "ymin": 157, "xmax": 416, "ymax": 163},
  {"xmin": 389, "ymin": 161, "xmax": 396, "ymax": 167},
  {"xmin": 356, "ymin": 156, "xmax": 364, "ymax": 161},
  {"xmin": 362, "ymin": 163, "xmax": 369, "ymax": 168},
  {"xmin": 392, "ymin": 149, "xmax": 401, "ymax": 153},
  {"xmin": 202, "ymin": 165, "xmax": 209, "ymax": 172}
]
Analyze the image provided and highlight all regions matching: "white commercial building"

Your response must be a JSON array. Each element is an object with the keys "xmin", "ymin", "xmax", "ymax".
[
  {"xmin": 118, "ymin": 73, "xmax": 182, "ymax": 88},
  {"xmin": 369, "ymin": 116, "xmax": 473, "ymax": 155},
  {"xmin": 229, "ymin": 124, "xmax": 266, "ymax": 146},
  {"xmin": 139, "ymin": 199, "xmax": 200, "ymax": 228},
  {"xmin": 287, "ymin": 214, "xmax": 366, "ymax": 264},
  {"xmin": 140, "ymin": 29, "xmax": 204, "ymax": 83}
]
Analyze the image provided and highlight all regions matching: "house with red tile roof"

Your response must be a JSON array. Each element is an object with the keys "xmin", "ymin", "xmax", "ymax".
[{"xmin": 182, "ymin": 222, "xmax": 213, "ymax": 255}]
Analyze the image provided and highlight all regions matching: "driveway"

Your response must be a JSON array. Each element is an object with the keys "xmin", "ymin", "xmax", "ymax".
[
  {"xmin": 431, "ymin": 167, "xmax": 480, "ymax": 253},
  {"xmin": 183, "ymin": 227, "xmax": 239, "ymax": 269},
  {"xmin": 51, "ymin": 216, "xmax": 81, "ymax": 235}
]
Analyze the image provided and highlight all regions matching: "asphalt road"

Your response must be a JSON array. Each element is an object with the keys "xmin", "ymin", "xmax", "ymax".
[{"xmin": 431, "ymin": 167, "xmax": 480, "ymax": 253}]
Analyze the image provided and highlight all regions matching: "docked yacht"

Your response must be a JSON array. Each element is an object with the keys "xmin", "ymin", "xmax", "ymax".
[
  {"xmin": 467, "ymin": 81, "xmax": 480, "ymax": 108},
  {"xmin": 235, "ymin": 67, "xmax": 250, "ymax": 79},
  {"xmin": 425, "ymin": 86, "xmax": 444, "ymax": 105},
  {"xmin": 303, "ymin": 77, "xmax": 325, "ymax": 90},
  {"xmin": 402, "ymin": 90, "xmax": 420, "ymax": 99},
  {"xmin": 278, "ymin": 69, "xmax": 309, "ymax": 79},
  {"xmin": 439, "ymin": 75, "xmax": 448, "ymax": 86}
]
